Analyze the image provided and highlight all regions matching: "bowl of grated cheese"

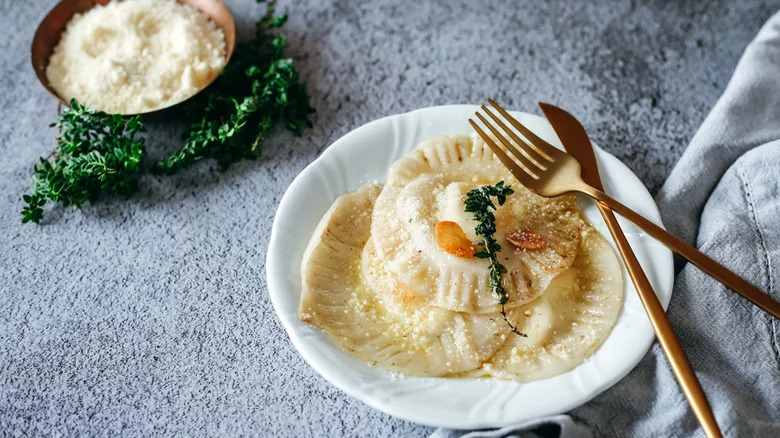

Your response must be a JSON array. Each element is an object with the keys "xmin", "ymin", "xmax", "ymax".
[{"xmin": 31, "ymin": 0, "xmax": 236, "ymax": 115}]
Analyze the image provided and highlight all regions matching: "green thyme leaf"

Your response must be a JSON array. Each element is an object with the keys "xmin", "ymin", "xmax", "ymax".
[
  {"xmin": 154, "ymin": 0, "xmax": 314, "ymax": 173},
  {"xmin": 21, "ymin": 100, "xmax": 147, "ymax": 223},
  {"xmin": 465, "ymin": 181, "xmax": 526, "ymax": 337}
]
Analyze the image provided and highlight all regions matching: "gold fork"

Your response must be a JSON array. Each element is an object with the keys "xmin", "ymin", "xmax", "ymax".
[
  {"xmin": 469, "ymin": 99, "xmax": 780, "ymax": 321},
  {"xmin": 541, "ymin": 102, "xmax": 721, "ymax": 438}
]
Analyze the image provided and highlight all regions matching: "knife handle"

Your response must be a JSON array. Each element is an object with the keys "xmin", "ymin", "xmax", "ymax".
[
  {"xmin": 594, "ymin": 202, "xmax": 722, "ymax": 438},
  {"xmin": 583, "ymin": 186, "xmax": 780, "ymax": 320}
]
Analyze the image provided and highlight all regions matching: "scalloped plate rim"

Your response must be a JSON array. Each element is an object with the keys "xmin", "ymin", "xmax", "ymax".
[{"xmin": 266, "ymin": 104, "xmax": 674, "ymax": 429}]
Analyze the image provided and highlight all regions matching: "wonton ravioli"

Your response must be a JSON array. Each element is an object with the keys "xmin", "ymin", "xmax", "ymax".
[{"xmin": 300, "ymin": 134, "xmax": 624, "ymax": 381}]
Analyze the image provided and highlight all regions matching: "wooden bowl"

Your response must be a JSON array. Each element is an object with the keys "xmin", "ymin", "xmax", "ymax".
[{"xmin": 30, "ymin": 0, "xmax": 236, "ymax": 115}]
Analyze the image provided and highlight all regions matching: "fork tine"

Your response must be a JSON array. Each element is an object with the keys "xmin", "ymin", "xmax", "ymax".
[
  {"xmin": 468, "ymin": 119, "xmax": 539, "ymax": 185},
  {"xmin": 488, "ymin": 98, "xmax": 559, "ymax": 161},
  {"xmin": 481, "ymin": 105, "xmax": 548, "ymax": 169},
  {"xmin": 474, "ymin": 112, "xmax": 541, "ymax": 178}
]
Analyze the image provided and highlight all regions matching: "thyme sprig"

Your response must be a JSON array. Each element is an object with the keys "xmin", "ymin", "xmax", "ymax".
[
  {"xmin": 21, "ymin": 100, "xmax": 147, "ymax": 223},
  {"xmin": 465, "ymin": 181, "xmax": 526, "ymax": 337},
  {"xmin": 154, "ymin": 0, "xmax": 313, "ymax": 173}
]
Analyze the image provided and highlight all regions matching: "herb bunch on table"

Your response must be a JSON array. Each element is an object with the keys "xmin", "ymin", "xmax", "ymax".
[{"xmin": 21, "ymin": 1, "xmax": 314, "ymax": 224}]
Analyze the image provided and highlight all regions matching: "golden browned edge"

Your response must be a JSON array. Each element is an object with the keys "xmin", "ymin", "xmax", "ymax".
[{"xmin": 30, "ymin": 0, "xmax": 237, "ymax": 116}]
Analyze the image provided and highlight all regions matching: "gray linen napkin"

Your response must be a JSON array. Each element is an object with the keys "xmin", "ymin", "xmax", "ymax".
[{"xmin": 436, "ymin": 9, "xmax": 780, "ymax": 438}]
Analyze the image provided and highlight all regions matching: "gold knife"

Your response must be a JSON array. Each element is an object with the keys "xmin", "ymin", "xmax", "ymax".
[{"xmin": 539, "ymin": 103, "xmax": 722, "ymax": 438}]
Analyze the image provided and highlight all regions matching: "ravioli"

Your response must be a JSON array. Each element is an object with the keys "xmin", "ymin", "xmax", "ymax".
[
  {"xmin": 370, "ymin": 135, "xmax": 584, "ymax": 313},
  {"xmin": 300, "ymin": 182, "xmax": 506, "ymax": 374},
  {"xmin": 299, "ymin": 134, "xmax": 624, "ymax": 380},
  {"xmin": 461, "ymin": 228, "xmax": 623, "ymax": 381}
]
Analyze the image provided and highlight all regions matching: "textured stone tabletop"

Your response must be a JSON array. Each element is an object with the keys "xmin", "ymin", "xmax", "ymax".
[{"xmin": 1, "ymin": 1, "xmax": 778, "ymax": 436}]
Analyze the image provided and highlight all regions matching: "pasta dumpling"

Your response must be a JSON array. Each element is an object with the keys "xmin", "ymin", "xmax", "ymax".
[
  {"xmin": 370, "ymin": 135, "xmax": 584, "ymax": 313},
  {"xmin": 299, "ymin": 134, "xmax": 624, "ymax": 380},
  {"xmin": 300, "ymin": 183, "xmax": 506, "ymax": 374}
]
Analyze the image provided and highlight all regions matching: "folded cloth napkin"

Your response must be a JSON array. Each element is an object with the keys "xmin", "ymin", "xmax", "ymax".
[{"xmin": 435, "ymin": 10, "xmax": 780, "ymax": 438}]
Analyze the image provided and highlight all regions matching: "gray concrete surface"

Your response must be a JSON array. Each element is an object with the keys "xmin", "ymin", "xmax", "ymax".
[{"xmin": 1, "ymin": 0, "xmax": 778, "ymax": 436}]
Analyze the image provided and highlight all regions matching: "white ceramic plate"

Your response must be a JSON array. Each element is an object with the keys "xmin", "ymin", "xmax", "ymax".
[{"xmin": 266, "ymin": 105, "xmax": 674, "ymax": 429}]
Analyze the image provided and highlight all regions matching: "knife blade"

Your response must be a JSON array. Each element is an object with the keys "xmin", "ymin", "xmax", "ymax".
[{"xmin": 539, "ymin": 102, "xmax": 722, "ymax": 438}]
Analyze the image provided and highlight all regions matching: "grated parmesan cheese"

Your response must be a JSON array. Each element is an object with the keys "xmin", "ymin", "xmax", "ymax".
[{"xmin": 46, "ymin": 0, "xmax": 226, "ymax": 114}]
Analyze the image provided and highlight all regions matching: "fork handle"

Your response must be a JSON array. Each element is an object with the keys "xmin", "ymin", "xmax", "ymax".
[
  {"xmin": 584, "ymin": 187, "xmax": 780, "ymax": 320},
  {"xmin": 595, "ymin": 202, "xmax": 722, "ymax": 438}
]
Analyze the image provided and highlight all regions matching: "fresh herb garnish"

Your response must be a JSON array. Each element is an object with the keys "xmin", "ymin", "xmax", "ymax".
[
  {"xmin": 21, "ymin": 100, "xmax": 146, "ymax": 223},
  {"xmin": 465, "ymin": 181, "xmax": 526, "ymax": 337},
  {"xmin": 22, "ymin": 0, "xmax": 313, "ymax": 223},
  {"xmin": 154, "ymin": 0, "xmax": 313, "ymax": 173}
]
